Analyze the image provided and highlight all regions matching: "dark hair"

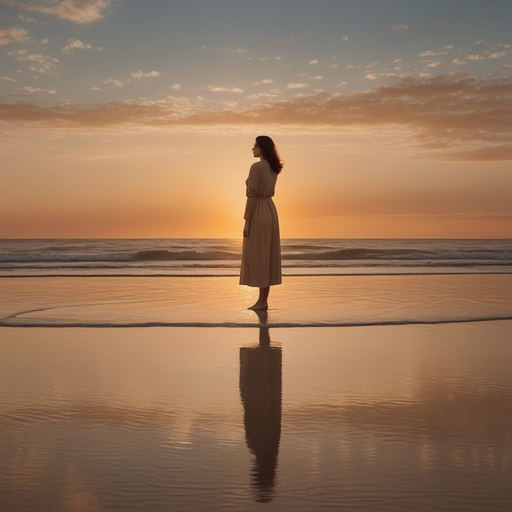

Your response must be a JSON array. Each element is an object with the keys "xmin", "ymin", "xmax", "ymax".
[{"xmin": 256, "ymin": 135, "xmax": 283, "ymax": 174}]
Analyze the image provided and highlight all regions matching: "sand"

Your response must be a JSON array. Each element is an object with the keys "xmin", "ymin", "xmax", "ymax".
[{"xmin": 1, "ymin": 275, "xmax": 512, "ymax": 510}]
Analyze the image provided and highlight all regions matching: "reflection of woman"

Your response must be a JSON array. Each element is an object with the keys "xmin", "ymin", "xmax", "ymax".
[
  {"xmin": 239, "ymin": 328, "xmax": 282, "ymax": 503},
  {"xmin": 240, "ymin": 136, "xmax": 283, "ymax": 310}
]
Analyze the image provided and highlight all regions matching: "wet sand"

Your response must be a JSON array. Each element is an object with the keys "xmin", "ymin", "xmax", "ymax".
[
  {"xmin": 1, "ymin": 276, "xmax": 512, "ymax": 510},
  {"xmin": 1, "ymin": 322, "xmax": 512, "ymax": 511}
]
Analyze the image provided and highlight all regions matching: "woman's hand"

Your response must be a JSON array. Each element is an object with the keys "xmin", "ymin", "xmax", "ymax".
[{"xmin": 243, "ymin": 220, "xmax": 250, "ymax": 238}]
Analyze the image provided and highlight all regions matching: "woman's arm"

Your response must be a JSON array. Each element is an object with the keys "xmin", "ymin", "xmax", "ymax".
[
  {"xmin": 243, "ymin": 164, "xmax": 262, "ymax": 227},
  {"xmin": 243, "ymin": 219, "xmax": 250, "ymax": 237}
]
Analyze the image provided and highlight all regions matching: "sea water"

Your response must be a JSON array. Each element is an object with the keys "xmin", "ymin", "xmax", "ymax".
[{"xmin": 1, "ymin": 238, "xmax": 512, "ymax": 277}]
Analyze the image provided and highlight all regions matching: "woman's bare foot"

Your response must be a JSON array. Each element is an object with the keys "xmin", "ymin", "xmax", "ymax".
[
  {"xmin": 248, "ymin": 302, "xmax": 268, "ymax": 310},
  {"xmin": 248, "ymin": 287, "xmax": 270, "ymax": 310}
]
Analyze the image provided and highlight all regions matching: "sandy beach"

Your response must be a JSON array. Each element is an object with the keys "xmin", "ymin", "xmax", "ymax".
[{"xmin": 1, "ymin": 274, "xmax": 512, "ymax": 511}]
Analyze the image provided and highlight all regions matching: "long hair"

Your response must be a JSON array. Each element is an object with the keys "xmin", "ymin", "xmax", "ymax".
[{"xmin": 256, "ymin": 136, "xmax": 283, "ymax": 174}]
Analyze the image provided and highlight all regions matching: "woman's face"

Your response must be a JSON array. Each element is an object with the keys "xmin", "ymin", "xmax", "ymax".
[{"xmin": 252, "ymin": 141, "xmax": 262, "ymax": 158}]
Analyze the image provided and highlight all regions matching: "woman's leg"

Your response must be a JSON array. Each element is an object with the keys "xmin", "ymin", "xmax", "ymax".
[{"xmin": 249, "ymin": 287, "xmax": 270, "ymax": 310}]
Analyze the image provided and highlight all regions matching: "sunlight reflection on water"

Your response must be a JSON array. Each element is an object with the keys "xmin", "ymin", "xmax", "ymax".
[{"xmin": 1, "ymin": 320, "xmax": 511, "ymax": 511}]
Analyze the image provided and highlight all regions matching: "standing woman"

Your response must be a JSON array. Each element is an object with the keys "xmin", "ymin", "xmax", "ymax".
[{"xmin": 240, "ymin": 136, "xmax": 283, "ymax": 310}]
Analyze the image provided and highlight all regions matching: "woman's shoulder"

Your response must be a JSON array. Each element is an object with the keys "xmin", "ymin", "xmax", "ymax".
[{"xmin": 251, "ymin": 160, "xmax": 271, "ymax": 172}]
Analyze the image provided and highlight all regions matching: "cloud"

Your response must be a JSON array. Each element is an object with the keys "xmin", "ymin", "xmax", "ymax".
[
  {"xmin": 169, "ymin": 83, "xmax": 181, "ymax": 90},
  {"xmin": 467, "ymin": 54, "xmax": 485, "ymax": 60},
  {"xmin": 346, "ymin": 64, "xmax": 354, "ymax": 69},
  {"xmin": 19, "ymin": 14, "xmax": 39, "ymax": 23},
  {"xmin": 246, "ymin": 89, "xmax": 283, "ymax": 100},
  {"xmin": 3, "ymin": 0, "xmax": 110, "ymax": 25},
  {"xmin": 286, "ymin": 83, "xmax": 308, "ymax": 89},
  {"xmin": 7, "ymin": 49, "xmax": 59, "ymax": 73},
  {"xmin": 489, "ymin": 51, "xmax": 507, "ymax": 59},
  {"xmin": 427, "ymin": 62, "xmax": 441, "ymax": 68},
  {"xmin": 336, "ymin": 81, "xmax": 347, "ymax": 86},
  {"xmin": 252, "ymin": 79, "xmax": 273, "ymax": 85},
  {"xmin": 0, "ymin": 77, "xmax": 17, "ymax": 82},
  {"xmin": 312, "ymin": 76, "xmax": 323, "ymax": 81},
  {"xmin": 308, "ymin": 59, "xmax": 318, "ymax": 65},
  {"xmin": 439, "ymin": 146, "xmax": 512, "ymax": 162},
  {"xmin": 103, "ymin": 78, "xmax": 123, "ymax": 86},
  {"xmin": 393, "ymin": 58, "xmax": 402, "ymax": 63},
  {"xmin": 342, "ymin": 36, "xmax": 349, "ymax": 41},
  {"xmin": 418, "ymin": 51, "xmax": 436, "ymax": 57},
  {"xmin": 62, "ymin": 38, "xmax": 102, "ymax": 54},
  {"xmin": 131, "ymin": 70, "xmax": 160, "ymax": 79},
  {"xmin": 452, "ymin": 59, "xmax": 466, "ymax": 66},
  {"xmin": 22, "ymin": 86, "xmax": 56, "ymax": 93},
  {"xmin": 365, "ymin": 74, "xmax": 377, "ymax": 80},
  {"xmin": 223, "ymin": 47, "xmax": 247, "ymax": 54},
  {"xmin": 392, "ymin": 25, "xmax": 409, "ymax": 30},
  {"xmin": 1, "ymin": 74, "xmax": 511, "ymax": 161},
  {"xmin": 444, "ymin": 46, "xmax": 454, "ymax": 50},
  {"xmin": 207, "ymin": 85, "xmax": 244, "ymax": 93},
  {"xmin": 0, "ymin": 27, "xmax": 31, "ymax": 45}
]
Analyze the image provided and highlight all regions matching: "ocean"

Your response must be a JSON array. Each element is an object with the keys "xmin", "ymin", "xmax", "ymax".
[{"xmin": 1, "ymin": 238, "xmax": 512, "ymax": 277}]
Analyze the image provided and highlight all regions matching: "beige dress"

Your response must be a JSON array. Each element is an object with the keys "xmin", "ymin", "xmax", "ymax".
[{"xmin": 240, "ymin": 160, "xmax": 282, "ymax": 287}]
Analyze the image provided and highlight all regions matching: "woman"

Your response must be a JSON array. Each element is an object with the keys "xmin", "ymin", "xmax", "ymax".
[{"xmin": 240, "ymin": 136, "xmax": 283, "ymax": 310}]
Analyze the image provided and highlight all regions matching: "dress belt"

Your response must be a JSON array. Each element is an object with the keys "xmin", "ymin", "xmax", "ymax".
[{"xmin": 247, "ymin": 195, "xmax": 272, "ymax": 199}]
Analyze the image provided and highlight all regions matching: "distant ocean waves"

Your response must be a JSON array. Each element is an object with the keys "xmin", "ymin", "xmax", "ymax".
[
  {"xmin": 1, "ymin": 239, "xmax": 512, "ymax": 276},
  {"xmin": 0, "ymin": 249, "xmax": 240, "ymax": 264},
  {"xmin": 2, "ymin": 248, "xmax": 512, "ymax": 264}
]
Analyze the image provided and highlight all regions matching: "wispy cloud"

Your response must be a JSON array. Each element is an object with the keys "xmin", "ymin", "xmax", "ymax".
[
  {"xmin": 392, "ymin": 25, "xmax": 409, "ymax": 30},
  {"xmin": 308, "ymin": 59, "xmax": 318, "ymax": 65},
  {"xmin": 253, "ymin": 79, "xmax": 273, "ymax": 85},
  {"xmin": 131, "ymin": 70, "xmax": 160, "ymax": 79},
  {"xmin": 103, "ymin": 78, "xmax": 123, "ymax": 86},
  {"xmin": 0, "ymin": 26, "xmax": 31, "ymax": 45},
  {"xmin": 2, "ymin": 0, "xmax": 110, "ymax": 25},
  {"xmin": 22, "ymin": 86, "xmax": 56, "ymax": 93},
  {"xmin": 169, "ymin": 83, "xmax": 181, "ymax": 90},
  {"xmin": 0, "ymin": 76, "xmax": 17, "ymax": 82},
  {"xmin": 207, "ymin": 85, "xmax": 244, "ymax": 93},
  {"xmin": 467, "ymin": 54, "xmax": 485, "ymax": 61},
  {"xmin": 427, "ymin": 62, "xmax": 441, "ymax": 68},
  {"xmin": 489, "ymin": 51, "xmax": 507, "ymax": 59},
  {"xmin": 18, "ymin": 14, "xmax": 40, "ymax": 23},
  {"xmin": 62, "ymin": 38, "xmax": 102, "ymax": 54},
  {"xmin": 418, "ymin": 51, "xmax": 435, "ymax": 57},
  {"xmin": 223, "ymin": 47, "xmax": 247, "ymax": 54},
  {"xmin": 287, "ymin": 83, "xmax": 308, "ymax": 89},
  {"xmin": 246, "ymin": 89, "xmax": 283, "ymax": 100},
  {"xmin": 2, "ymin": 74, "xmax": 511, "ymax": 161},
  {"xmin": 7, "ymin": 49, "xmax": 59, "ymax": 73}
]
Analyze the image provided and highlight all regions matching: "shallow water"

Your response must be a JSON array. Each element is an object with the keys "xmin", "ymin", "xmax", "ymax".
[
  {"xmin": 1, "ymin": 322, "xmax": 511, "ymax": 511},
  {"xmin": 1, "ymin": 275, "xmax": 512, "ymax": 327}
]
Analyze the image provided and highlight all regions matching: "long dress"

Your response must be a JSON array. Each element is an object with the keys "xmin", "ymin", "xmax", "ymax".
[{"xmin": 240, "ymin": 160, "xmax": 282, "ymax": 287}]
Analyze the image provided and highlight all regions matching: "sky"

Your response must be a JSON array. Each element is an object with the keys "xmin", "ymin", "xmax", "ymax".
[{"xmin": 1, "ymin": 0, "xmax": 511, "ymax": 238}]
